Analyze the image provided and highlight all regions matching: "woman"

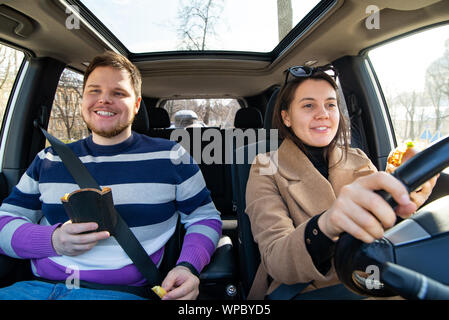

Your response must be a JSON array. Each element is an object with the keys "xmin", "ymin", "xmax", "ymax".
[{"xmin": 245, "ymin": 66, "xmax": 438, "ymax": 299}]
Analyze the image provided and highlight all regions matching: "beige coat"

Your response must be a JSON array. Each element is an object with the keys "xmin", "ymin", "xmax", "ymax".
[{"xmin": 245, "ymin": 138, "xmax": 377, "ymax": 299}]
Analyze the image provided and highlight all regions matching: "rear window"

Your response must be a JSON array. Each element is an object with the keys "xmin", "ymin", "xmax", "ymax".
[{"xmin": 160, "ymin": 98, "xmax": 240, "ymax": 129}]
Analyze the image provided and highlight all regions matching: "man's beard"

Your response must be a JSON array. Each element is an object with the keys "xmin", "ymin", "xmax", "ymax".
[{"xmin": 83, "ymin": 113, "xmax": 135, "ymax": 138}]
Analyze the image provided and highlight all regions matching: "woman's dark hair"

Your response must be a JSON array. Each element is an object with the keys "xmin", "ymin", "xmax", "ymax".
[{"xmin": 271, "ymin": 71, "xmax": 349, "ymax": 164}]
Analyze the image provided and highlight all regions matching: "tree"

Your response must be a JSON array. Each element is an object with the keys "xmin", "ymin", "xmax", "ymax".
[
  {"xmin": 165, "ymin": 100, "xmax": 177, "ymax": 121},
  {"xmin": 277, "ymin": 0, "xmax": 293, "ymax": 41},
  {"xmin": 49, "ymin": 69, "xmax": 86, "ymax": 141},
  {"xmin": 164, "ymin": 98, "xmax": 239, "ymax": 128},
  {"xmin": 177, "ymin": 0, "xmax": 223, "ymax": 50},
  {"xmin": 425, "ymin": 38, "xmax": 449, "ymax": 132},
  {"xmin": 176, "ymin": 0, "xmax": 224, "ymax": 123},
  {"xmin": 0, "ymin": 45, "xmax": 22, "ymax": 116},
  {"xmin": 396, "ymin": 91, "xmax": 418, "ymax": 140}
]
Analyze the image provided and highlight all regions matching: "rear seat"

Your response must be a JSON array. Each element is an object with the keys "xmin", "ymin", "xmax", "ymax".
[
  {"xmin": 141, "ymin": 104, "xmax": 264, "ymax": 221},
  {"xmin": 147, "ymin": 106, "xmax": 175, "ymax": 140},
  {"xmin": 184, "ymin": 127, "xmax": 234, "ymax": 218},
  {"xmin": 233, "ymin": 107, "xmax": 263, "ymax": 130},
  {"xmin": 227, "ymin": 108, "xmax": 267, "ymax": 152}
]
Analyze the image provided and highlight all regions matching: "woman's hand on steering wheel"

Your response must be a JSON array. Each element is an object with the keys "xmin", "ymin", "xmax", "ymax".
[{"xmin": 318, "ymin": 171, "xmax": 416, "ymax": 244}]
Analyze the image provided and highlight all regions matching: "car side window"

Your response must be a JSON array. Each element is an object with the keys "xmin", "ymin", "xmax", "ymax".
[
  {"xmin": 0, "ymin": 44, "xmax": 25, "ymax": 128},
  {"xmin": 368, "ymin": 24, "xmax": 449, "ymax": 150},
  {"xmin": 49, "ymin": 68, "xmax": 88, "ymax": 143}
]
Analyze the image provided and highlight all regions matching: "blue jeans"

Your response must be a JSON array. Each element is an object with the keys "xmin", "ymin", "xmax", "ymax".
[{"xmin": 0, "ymin": 280, "xmax": 146, "ymax": 300}]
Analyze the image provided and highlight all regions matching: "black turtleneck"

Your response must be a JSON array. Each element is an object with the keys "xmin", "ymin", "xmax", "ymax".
[
  {"xmin": 302, "ymin": 144, "xmax": 335, "ymax": 276},
  {"xmin": 303, "ymin": 144, "xmax": 328, "ymax": 179}
]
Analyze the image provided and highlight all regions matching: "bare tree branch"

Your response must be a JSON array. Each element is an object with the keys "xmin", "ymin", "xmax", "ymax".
[
  {"xmin": 425, "ymin": 38, "xmax": 449, "ymax": 132},
  {"xmin": 177, "ymin": 0, "xmax": 223, "ymax": 51}
]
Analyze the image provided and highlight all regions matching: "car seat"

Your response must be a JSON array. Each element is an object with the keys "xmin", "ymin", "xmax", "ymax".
[
  {"xmin": 231, "ymin": 89, "xmax": 280, "ymax": 299},
  {"xmin": 131, "ymin": 99, "xmax": 150, "ymax": 134},
  {"xmin": 147, "ymin": 107, "xmax": 174, "ymax": 140},
  {"xmin": 231, "ymin": 87, "xmax": 366, "ymax": 300},
  {"xmin": 234, "ymin": 107, "xmax": 263, "ymax": 129}
]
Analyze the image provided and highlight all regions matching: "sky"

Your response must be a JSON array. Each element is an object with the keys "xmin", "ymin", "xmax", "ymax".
[
  {"xmin": 82, "ymin": 0, "xmax": 319, "ymax": 52},
  {"xmin": 81, "ymin": 0, "xmax": 449, "ymax": 95},
  {"xmin": 369, "ymin": 24, "xmax": 449, "ymax": 94}
]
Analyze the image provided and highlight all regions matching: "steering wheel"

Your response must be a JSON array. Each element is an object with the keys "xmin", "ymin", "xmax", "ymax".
[{"xmin": 334, "ymin": 135, "xmax": 449, "ymax": 300}]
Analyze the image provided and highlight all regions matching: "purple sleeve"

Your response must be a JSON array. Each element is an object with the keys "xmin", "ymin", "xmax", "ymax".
[
  {"xmin": 0, "ymin": 216, "xmax": 60, "ymax": 259},
  {"xmin": 176, "ymin": 219, "xmax": 222, "ymax": 273}
]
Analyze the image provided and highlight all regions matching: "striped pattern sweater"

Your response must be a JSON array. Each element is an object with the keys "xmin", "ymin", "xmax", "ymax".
[{"xmin": 0, "ymin": 132, "xmax": 222, "ymax": 286}]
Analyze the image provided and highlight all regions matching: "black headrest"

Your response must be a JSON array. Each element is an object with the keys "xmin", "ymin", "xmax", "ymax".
[
  {"xmin": 132, "ymin": 99, "xmax": 150, "ymax": 134},
  {"xmin": 263, "ymin": 88, "xmax": 280, "ymax": 130},
  {"xmin": 234, "ymin": 108, "xmax": 263, "ymax": 129},
  {"xmin": 148, "ymin": 108, "xmax": 171, "ymax": 129}
]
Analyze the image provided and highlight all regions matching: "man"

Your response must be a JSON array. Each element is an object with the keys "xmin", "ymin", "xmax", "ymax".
[{"xmin": 0, "ymin": 51, "xmax": 222, "ymax": 300}]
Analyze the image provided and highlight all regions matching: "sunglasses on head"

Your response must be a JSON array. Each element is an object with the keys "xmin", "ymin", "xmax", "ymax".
[{"xmin": 283, "ymin": 65, "xmax": 339, "ymax": 86}]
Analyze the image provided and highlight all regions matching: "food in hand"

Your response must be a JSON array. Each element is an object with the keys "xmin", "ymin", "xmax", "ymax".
[
  {"xmin": 386, "ymin": 141, "xmax": 418, "ymax": 173},
  {"xmin": 386, "ymin": 141, "xmax": 426, "ymax": 196},
  {"xmin": 152, "ymin": 285, "xmax": 167, "ymax": 298}
]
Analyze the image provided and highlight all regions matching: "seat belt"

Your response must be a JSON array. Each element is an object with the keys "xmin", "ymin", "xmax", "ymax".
[
  {"xmin": 266, "ymin": 282, "xmax": 364, "ymax": 300},
  {"xmin": 36, "ymin": 123, "xmax": 163, "ymax": 299},
  {"xmin": 265, "ymin": 282, "xmax": 312, "ymax": 300}
]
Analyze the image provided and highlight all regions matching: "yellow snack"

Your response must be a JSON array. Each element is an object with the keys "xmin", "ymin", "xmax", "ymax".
[
  {"xmin": 386, "ymin": 141, "xmax": 416, "ymax": 173},
  {"xmin": 151, "ymin": 285, "xmax": 167, "ymax": 298}
]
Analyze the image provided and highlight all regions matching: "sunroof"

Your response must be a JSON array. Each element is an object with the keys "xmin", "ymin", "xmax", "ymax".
[{"xmin": 79, "ymin": 0, "xmax": 322, "ymax": 54}]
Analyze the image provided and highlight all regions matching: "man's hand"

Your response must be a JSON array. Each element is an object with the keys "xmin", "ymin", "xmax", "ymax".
[
  {"xmin": 161, "ymin": 265, "xmax": 200, "ymax": 300},
  {"xmin": 52, "ymin": 220, "xmax": 110, "ymax": 256}
]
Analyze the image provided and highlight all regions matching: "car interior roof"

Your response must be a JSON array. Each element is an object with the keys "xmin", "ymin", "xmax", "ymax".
[{"xmin": 0, "ymin": 0, "xmax": 448, "ymax": 99}]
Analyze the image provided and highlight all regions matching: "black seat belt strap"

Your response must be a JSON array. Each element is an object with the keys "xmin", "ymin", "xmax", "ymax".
[
  {"xmin": 36, "ymin": 123, "xmax": 162, "ymax": 298},
  {"xmin": 266, "ymin": 282, "xmax": 312, "ymax": 300},
  {"xmin": 266, "ymin": 281, "xmax": 365, "ymax": 300},
  {"xmin": 36, "ymin": 123, "xmax": 101, "ymax": 190}
]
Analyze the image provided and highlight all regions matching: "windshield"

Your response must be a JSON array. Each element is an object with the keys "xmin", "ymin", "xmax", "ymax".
[{"xmin": 79, "ymin": 0, "xmax": 322, "ymax": 53}]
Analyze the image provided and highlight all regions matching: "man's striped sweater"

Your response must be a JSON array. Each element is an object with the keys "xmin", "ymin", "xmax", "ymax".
[{"xmin": 0, "ymin": 132, "xmax": 222, "ymax": 286}]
